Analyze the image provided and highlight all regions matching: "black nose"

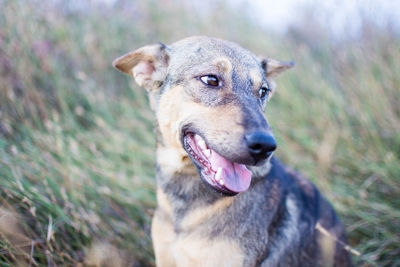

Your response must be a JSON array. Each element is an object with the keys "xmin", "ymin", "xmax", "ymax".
[{"xmin": 245, "ymin": 132, "xmax": 277, "ymax": 161}]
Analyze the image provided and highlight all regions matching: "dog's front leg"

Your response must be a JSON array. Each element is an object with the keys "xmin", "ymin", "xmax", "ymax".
[
  {"xmin": 171, "ymin": 236, "xmax": 245, "ymax": 267},
  {"xmin": 152, "ymin": 210, "xmax": 177, "ymax": 267}
]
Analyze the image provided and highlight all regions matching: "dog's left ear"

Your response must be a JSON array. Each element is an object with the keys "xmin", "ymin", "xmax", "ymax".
[
  {"xmin": 112, "ymin": 43, "xmax": 169, "ymax": 92},
  {"xmin": 261, "ymin": 58, "xmax": 294, "ymax": 78}
]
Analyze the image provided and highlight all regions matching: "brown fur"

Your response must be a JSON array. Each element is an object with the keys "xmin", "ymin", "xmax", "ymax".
[{"xmin": 113, "ymin": 36, "xmax": 352, "ymax": 267}]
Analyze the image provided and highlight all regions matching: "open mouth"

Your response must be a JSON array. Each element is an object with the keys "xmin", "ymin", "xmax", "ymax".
[{"xmin": 183, "ymin": 132, "xmax": 252, "ymax": 195}]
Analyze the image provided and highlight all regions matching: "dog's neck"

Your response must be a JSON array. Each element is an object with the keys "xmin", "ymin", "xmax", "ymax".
[
  {"xmin": 156, "ymin": 148, "xmax": 222, "ymax": 212},
  {"xmin": 155, "ymin": 144, "xmax": 274, "ymax": 224}
]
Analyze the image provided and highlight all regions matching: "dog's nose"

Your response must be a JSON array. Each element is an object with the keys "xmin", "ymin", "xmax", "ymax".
[{"xmin": 245, "ymin": 132, "xmax": 276, "ymax": 161}]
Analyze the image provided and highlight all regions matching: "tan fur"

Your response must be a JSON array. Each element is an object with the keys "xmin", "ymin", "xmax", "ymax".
[
  {"xmin": 249, "ymin": 68, "xmax": 263, "ymax": 89},
  {"xmin": 152, "ymin": 189, "xmax": 238, "ymax": 267},
  {"xmin": 180, "ymin": 197, "xmax": 234, "ymax": 230},
  {"xmin": 152, "ymin": 211, "xmax": 176, "ymax": 267},
  {"xmin": 214, "ymin": 57, "xmax": 233, "ymax": 74},
  {"xmin": 156, "ymin": 188, "xmax": 173, "ymax": 217},
  {"xmin": 152, "ymin": 202, "xmax": 244, "ymax": 267},
  {"xmin": 156, "ymin": 145, "xmax": 194, "ymax": 176},
  {"xmin": 156, "ymin": 85, "xmax": 245, "ymax": 173},
  {"xmin": 172, "ymin": 236, "xmax": 244, "ymax": 267},
  {"xmin": 112, "ymin": 37, "xmax": 352, "ymax": 267},
  {"xmin": 156, "ymin": 85, "xmax": 187, "ymax": 152},
  {"xmin": 112, "ymin": 37, "xmax": 294, "ymax": 266}
]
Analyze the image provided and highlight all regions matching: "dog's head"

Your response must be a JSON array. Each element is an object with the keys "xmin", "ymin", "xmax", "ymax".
[{"xmin": 113, "ymin": 36, "xmax": 293, "ymax": 195}]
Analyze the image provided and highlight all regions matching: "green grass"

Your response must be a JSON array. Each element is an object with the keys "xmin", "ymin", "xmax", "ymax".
[{"xmin": 0, "ymin": 0, "xmax": 399, "ymax": 266}]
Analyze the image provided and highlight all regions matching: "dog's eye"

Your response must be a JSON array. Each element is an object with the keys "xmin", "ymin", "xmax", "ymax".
[
  {"xmin": 199, "ymin": 75, "xmax": 220, "ymax": 87},
  {"xmin": 258, "ymin": 87, "xmax": 271, "ymax": 100}
]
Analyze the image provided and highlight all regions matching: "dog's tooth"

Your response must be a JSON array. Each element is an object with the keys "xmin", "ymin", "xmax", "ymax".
[
  {"xmin": 203, "ymin": 149, "xmax": 211, "ymax": 157},
  {"xmin": 198, "ymin": 139, "xmax": 206, "ymax": 149},
  {"xmin": 219, "ymin": 179, "xmax": 224, "ymax": 186},
  {"xmin": 215, "ymin": 167, "xmax": 222, "ymax": 181},
  {"xmin": 194, "ymin": 134, "xmax": 206, "ymax": 149},
  {"xmin": 194, "ymin": 134, "xmax": 202, "ymax": 142}
]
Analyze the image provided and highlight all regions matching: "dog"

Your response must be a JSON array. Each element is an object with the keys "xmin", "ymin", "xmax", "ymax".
[{"xmin": 113, "ymin": 36, "xmax": 352, "ymax": 267}]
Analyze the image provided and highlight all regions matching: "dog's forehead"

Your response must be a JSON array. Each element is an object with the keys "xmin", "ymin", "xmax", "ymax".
[{"xmin": 168, "ymin": 36, "xmax": 261, "ymax": 72}]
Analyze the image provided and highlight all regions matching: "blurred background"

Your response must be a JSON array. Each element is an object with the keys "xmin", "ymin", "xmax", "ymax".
[{"xmin": 0, "ymin": 0, "xmax": 399, "ymax": 266}]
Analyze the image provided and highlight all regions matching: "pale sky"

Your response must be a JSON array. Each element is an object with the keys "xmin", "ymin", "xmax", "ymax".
[
  {"xmin": 96, "ymin": 0, "xmax": 400, "ymax": 38},
  {"xmin": 244, "ymin": 0, "xmax": 400, "ymax": 37}
]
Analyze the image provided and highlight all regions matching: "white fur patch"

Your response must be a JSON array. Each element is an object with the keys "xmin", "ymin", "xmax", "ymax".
[
  {"xmin": 247, "ymin": 156, "xmax": 272, "ymax": 178},
  {"xmin": 261, "ymin": 195, "xmax": 300, "ymax": 266}
]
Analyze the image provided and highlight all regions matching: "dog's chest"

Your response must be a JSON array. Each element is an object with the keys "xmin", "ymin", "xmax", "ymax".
[{"xmin": 152, "ymin": 209, "xmax": 245, "ymax": 267}]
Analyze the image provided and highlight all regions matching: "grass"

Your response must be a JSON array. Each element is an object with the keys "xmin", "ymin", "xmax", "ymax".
[{"xmin": 0, "ymin": 0, "xmax": 399, "ymax": 266}]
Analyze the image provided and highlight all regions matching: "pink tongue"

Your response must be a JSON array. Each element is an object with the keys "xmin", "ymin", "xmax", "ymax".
[{"xmin": 209, "ymin": 150, "xmax": 252, "ymax": 193}]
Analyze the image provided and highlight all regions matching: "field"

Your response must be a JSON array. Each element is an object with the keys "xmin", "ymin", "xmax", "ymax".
[{"xmin": 0, "ymin": 0, "xmax": 399, "ymax": 266}]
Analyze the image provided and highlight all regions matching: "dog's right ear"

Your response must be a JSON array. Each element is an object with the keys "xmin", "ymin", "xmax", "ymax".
[
  {"xmin": 112, "ymin": 43, "xmax": 169, "ymax": 92},
  {"xmin": 261, "ymin": 58, "xmax": 294, "ymax": 78}
]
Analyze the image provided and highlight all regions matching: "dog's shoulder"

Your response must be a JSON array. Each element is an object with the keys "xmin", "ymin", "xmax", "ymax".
[
  {"xmin": 265, "ymin": 157, "xmax": 353, "ymax": 266},
  {"xmin": 267, "ymin": 157, "xmax": 345, "ymax": 235},
  {"xmin": 267, "ymin": 157, "xmax": 327, "ymax": 215}
]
